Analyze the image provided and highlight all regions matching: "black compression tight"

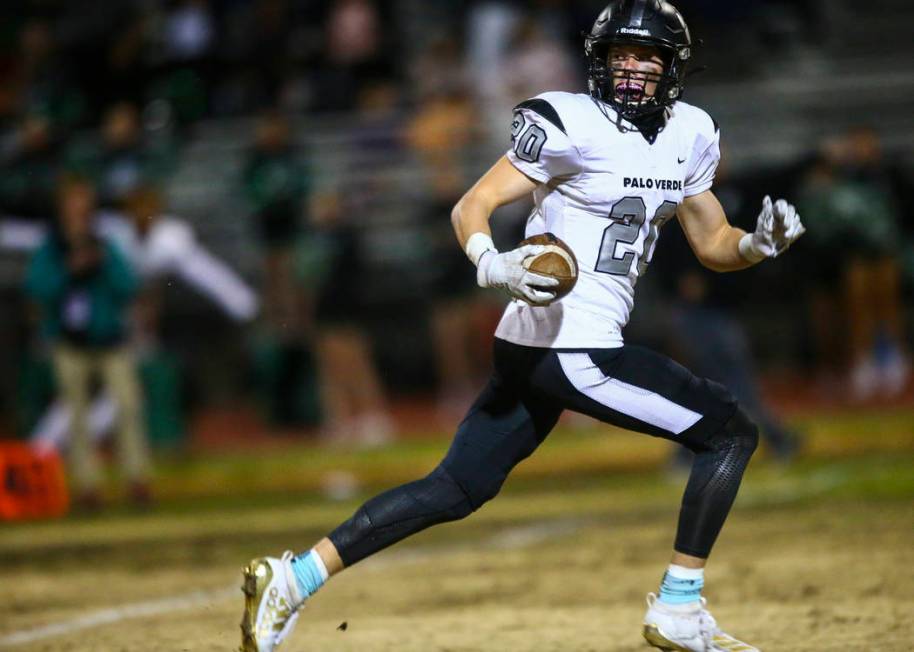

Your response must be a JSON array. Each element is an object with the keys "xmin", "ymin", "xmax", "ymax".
[
  {"xmin": 674, "ymin": 408, "xmax": 759, "ymax": 558},
  {"xmin": 328, "ymin": 466, "xmax": 475, "ymax": 567},
  {"xmin": 327, "ymin": 405, "xmax": 758, "ymax": 567}
]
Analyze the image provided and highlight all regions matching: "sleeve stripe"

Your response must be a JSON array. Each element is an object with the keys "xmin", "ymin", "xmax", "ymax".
[{"xmin": 514, "ymin": 99, "xmax": 567, "ymax": 135}]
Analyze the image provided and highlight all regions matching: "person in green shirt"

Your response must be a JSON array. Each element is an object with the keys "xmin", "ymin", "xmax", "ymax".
[
  {"xmin": 797, "ymin": 128, "xmax": 909, "ymax": 399},
  {"xmin": 24, "ymin": 175, "xmax": 151, "ymax": 510},
  {"xmin": 241, "ymin": 111, "xmax": 309, "ymax": 330},
  {"xmin": 63, "ymin": 101, "xmax": 176, "ymax": 210}
]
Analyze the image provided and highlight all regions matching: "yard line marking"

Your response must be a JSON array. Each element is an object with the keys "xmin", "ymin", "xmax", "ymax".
[
  {"xmin": 488, "ymin": 518, "xmax": 585, "ymax": 550},
  {"xmin": 0, "ymin": 588, "xmax": 238, "ymax": 647},
  {"xmin": 738, "ymin": 467, "xmax": 849, "ymax": 508},
  {"xmin": 0, "ymin": 517, "xmax": 586, "ymax": 648}
]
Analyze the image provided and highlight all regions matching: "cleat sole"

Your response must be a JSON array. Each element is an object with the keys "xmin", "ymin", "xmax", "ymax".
[
  {"xmin": 239, "ymin": 561, "xmax": 261, "ymax": 652},
  {"xmin": 643, "ymin": 624, "xmax": 693, "ymax": 652}
]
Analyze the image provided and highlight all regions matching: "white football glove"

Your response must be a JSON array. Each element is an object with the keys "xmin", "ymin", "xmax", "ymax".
[
  {"xmin": 739, "ymin": 195, "xmax": 806, "ymax": 263},
  {"xmin": 477, "ymin": 245, "xmax": 559, "ymax": 305}
]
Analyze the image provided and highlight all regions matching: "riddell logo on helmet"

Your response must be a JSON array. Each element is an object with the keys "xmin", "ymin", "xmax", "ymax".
[{"xmin": 619, "ymin": 27, "xmax": 651, "ymax": 36}]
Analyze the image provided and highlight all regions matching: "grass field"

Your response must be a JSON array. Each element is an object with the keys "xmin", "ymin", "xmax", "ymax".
[{"xmin": 2, "ymin": 408, "xmax": 913, "ymax": 651}]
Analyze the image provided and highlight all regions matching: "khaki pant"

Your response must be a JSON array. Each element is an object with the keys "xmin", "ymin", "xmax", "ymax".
[{"xmin": 52, "ymin": 345, "xmax": 149, "ymax": 492}]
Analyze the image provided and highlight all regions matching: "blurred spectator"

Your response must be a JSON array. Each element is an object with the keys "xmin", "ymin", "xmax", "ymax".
[
  {"xmin": 409, "ymin": 37, "xmax": 468, "ymax": 103},
  {"xmin": 465, "ymin": 1, "xmax": 523, "ymax": 105},
  {"xmin": 755, "ymin": 0, "xmax": 832, "ymax": 50},
  {"xmin": 161, "ymin": 0, "xmax": 216, "ymax": 63},
  {"xmin": 242, "ymin": 110, "xmax": 307, "ymax": 331},
  {"xmin": 407, "ymin": 45, "xmax": 488, "ymax": 419},
  {"xmin": 311, "ymin": 0, "xmax": 393, "ymax": 112},
  {"xmin": 407, "ymin": 38, "xmax": 471, "ymax": 166},
  {"xmin": 65, "ymin": 101, "xmax": 176, "ymax": 210},
  {"xmin": 102, "ymin": 10, "xmax": 152, "ymax": 108},
  {"xmin": 667, "ymin": 269, "xmax": 801, "ymax": 465},
  {"xmin": 242, "ymin": 110, "xmax": 319, "ymax": 428},
  {"xmin": 326, "ymin": 0, "xmax": 381, "ymax": 67},
  {"xmin": 120, "ymin": 186, "xmax": 258, "ymax": 323},
  {"xmin": 415, "ymin": 171, "xmax": 486, "ymax": 420},
  {"xmin": 464, "ymin": 5, "xmax": 578, "ymax": 142},
  {"xmin": 219, "ymin": 0, "xmax": 318, "ymax": 114},
  {"xmin": 797, "ymin": 128, "xmax": 910, "ymax": 400},
  {"xmin": 140, "ymin": 0, "xmax": 216, "ymax": 125},
  {"xmin": 0, "ymin": 113, "xmax": 60, "ymax": 218},
  {"xmin": 310, "ymin": 192, "xmax": 393, "ymax": 446},
  {"xmin": 6, "ymin": 19, "xmax": 87, "ymax": 132},
  {"xmin": 501, "ymin": 17, "xmax": 578, "ymax": 103},
  {"xmin": 23, "ymin": 176, "xmax": 149, "ymax": 509},
  {"xmin": 304, "ymin": 82, "xmax": 400, "ymax": 445}
]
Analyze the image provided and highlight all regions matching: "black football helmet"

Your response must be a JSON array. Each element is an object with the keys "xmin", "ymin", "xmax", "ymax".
[{"xmin": 585, "ymin": 0, "xmax": 692, "ymax": 121}]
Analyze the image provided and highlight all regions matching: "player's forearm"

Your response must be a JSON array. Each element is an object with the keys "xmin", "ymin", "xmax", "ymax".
[
  {"xmin": 452, "ymin": 156, "xmax": 541, "ymax": 256},
  {"xmin": 697, "ymin": 225, "xmax": 755, "ymax": 272},
  {"xmin": 450, "ymin": 190, "xmax": 495, "ymax": 251}
]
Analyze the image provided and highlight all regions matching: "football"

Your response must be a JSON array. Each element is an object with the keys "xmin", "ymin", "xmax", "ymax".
[{"xmin": 519, "ymin": 232, "xmax": 578, "ymax": 304}]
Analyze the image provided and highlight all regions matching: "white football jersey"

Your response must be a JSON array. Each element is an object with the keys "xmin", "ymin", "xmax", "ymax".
[{"xmin": 495, "ymin": 91, "xmax": 720, "ymax": 349}]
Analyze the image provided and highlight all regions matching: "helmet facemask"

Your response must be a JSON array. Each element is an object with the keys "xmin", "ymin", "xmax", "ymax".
[{"xmin": 586, "ymin": 38, "xmax": 685, "ymax": 122}]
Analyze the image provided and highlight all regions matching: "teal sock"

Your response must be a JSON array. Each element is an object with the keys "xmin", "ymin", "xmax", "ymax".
[
  {"xmin": 658, "ymin": 564, "xmax": 704, "ymax": 605},
  {"xmin": 290, "ymin": 550, "xmax": 328, "ymax": 599}
]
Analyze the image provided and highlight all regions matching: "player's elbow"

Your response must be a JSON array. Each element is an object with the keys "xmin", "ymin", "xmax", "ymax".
[
  {"xmin": 450, "ymin": 197, "xmax": 465, "ymax": 231},
  {"xmin": 698, "ymin": 254, "xmax": 739, "ymax": 273},
  {"xmin": 698, "ymin": 255, "xmax": 730, "ymax": 273},
  {"xmin": 451, "ymin": 188, "xmax": 491, "ymax": 233}
]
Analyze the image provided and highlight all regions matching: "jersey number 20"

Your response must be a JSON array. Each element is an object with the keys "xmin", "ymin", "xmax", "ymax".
[
  {"xmin": 596, "ymin": 198, "xmax": 678, "ymax": 276},
  {"xmin": 511, "ymin": 113, "xmax": 547, "ymax": 163}
]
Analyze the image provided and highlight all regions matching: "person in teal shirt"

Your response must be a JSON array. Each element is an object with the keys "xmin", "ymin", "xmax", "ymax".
[
  {"xmin": 25, "ymin": 216, "xmax": 137, "ymax": 347},
  {"xmin": 24, "ymin": 176, "xmax": 150, "ymax": 509}
]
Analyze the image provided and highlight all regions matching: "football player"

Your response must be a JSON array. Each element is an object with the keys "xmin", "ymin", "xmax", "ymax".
[{"xmin": 239, "ymin": 2, "xmax": 805, "ymax": 651}]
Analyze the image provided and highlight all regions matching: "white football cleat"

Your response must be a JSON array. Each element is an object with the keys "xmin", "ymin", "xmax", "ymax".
[
  {"xmin": 642, "ymin": 593, "xmax": 759, "ymax": 651},
  {"xmin": 239, "ymin": 552, "xmax": 306, "ymax": 652}
]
